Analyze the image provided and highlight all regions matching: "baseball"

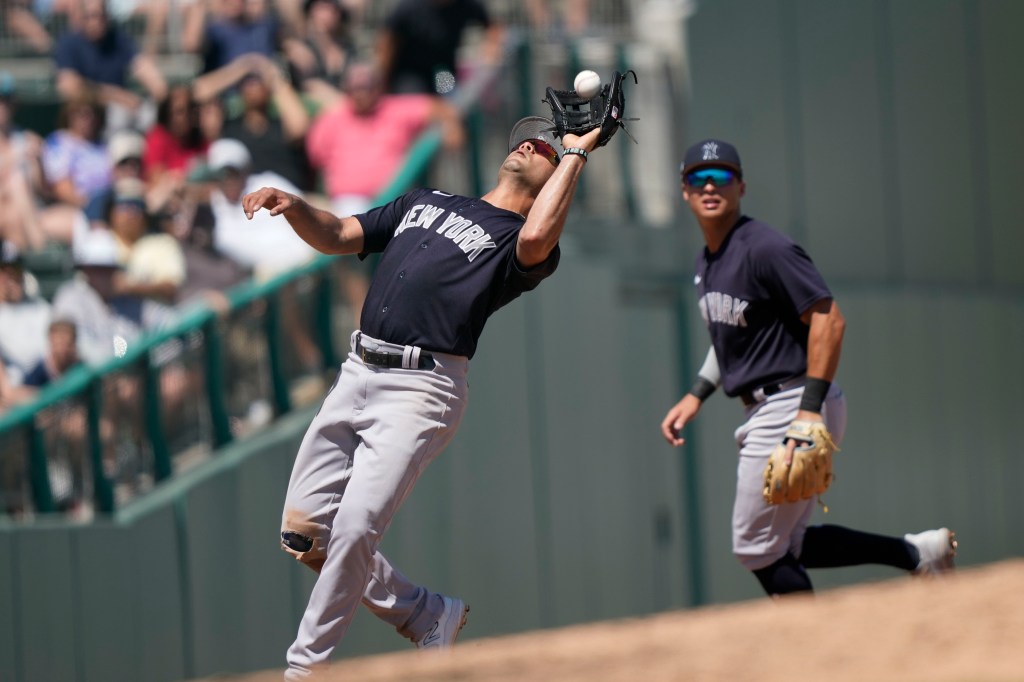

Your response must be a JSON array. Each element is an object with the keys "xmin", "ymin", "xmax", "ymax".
[
  {"xmin": 113, "ymin": 335, "xmax": 128, "ymax": 358},
  {"xmin": 574, "ymin": 70, "xmax": 602, "ymax": 100}
]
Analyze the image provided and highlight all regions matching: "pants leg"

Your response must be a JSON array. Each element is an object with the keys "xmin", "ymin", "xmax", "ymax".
[
  {"xmin": 731, "ymin": 384, "xmax": 847, "ymax": 571},
  {"xmin": 363, "ymin": 552, "xmax": 445, "ymax": 639},
  {"xmin": 281, "ymin": 350, "xmax": 468, "ymax": 678}
]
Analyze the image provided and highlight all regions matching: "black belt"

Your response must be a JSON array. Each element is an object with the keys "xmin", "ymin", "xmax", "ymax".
[
  {"xmin": 355, "ymin": 339, "xmax": 435, "ymax": 370},
  {"xmin": 740, "ymin": 377, "xmax": 805, "ymax": 407}
]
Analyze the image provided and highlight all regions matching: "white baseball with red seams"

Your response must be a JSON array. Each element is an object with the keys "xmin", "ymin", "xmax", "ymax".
[{"xmin": 574, "ymin": 70, "xmax": 602, "ymax": 99}]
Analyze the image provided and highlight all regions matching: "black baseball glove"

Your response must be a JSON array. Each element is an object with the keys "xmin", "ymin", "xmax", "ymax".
[{"xmin": 543, "ymin": 70, "xmax": 638, "ymax": 147}]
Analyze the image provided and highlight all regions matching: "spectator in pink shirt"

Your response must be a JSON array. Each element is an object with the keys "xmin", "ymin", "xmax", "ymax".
[{"xmin": 305, "ymin": 61, "xmax": 463, "ymax": 217}]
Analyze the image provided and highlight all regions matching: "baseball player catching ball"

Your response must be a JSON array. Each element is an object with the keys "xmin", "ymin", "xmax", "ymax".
[
  {"xmin": 660, "ymin": 139, "xmax": 957, "ymax": 596},
  {"xmin": 242, "ymin": 118, "xmax": 603, "ymax": 679}
]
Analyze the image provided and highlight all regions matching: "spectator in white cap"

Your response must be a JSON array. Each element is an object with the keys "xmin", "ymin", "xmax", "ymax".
[
  {"xmin": 206, "ymin": 137, "xmax": 316, "ymax": 279},
  {"xmin": 206, "ymin": 137, "xmax": 322, "ymax": 370},
  {"xmin": 108, "ymin": 129, "xmax": 146, "ymax": 169},
  {"xmin": 52, "ymin": 228, "xmax": 144, "ymax": 365}
]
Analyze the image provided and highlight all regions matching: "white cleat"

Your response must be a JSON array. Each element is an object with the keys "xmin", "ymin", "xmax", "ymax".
[
  {"xmin": 415, "ymin": 596, "xmax": 469, "ymax": 650},
  {"xmin": 905, "ymin": 528, "xmax": 957, "ymax": 575}
]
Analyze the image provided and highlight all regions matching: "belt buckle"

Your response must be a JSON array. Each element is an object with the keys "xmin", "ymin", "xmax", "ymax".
[{"xmin": 360, "ymin": 345, "xmax": 387, "ymax": 366}]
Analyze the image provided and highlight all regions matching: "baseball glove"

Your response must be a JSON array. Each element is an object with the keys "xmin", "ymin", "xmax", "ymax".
[
  {"xmin": 543, "ymin": 70, "xmax": 638, "ymax": 147},
  {"xmin": 763, "ymin": 420, "xmax": 839, "ymax": 506}
]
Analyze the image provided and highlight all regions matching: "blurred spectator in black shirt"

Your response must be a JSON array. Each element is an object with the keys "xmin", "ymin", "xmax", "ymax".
[
  {"xmin": 195, "ymin": 54, "xmax": 313, "ymax": 191},
  {"xmin": 283, "ymin": 0, "xmax": 355, "ymax": 108},
  {"xmin": 376, "ymin": 0, "xmax": 503, "ymax": 95}
]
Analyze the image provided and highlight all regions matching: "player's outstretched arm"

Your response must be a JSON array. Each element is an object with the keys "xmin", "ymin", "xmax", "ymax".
[
  {"xmin": 242, "ymin": 186, "xmax": 365, "ymax": 255},
  {"xmin": 516, "ymin": 127, "xmax": 601, "ymax": 267}
]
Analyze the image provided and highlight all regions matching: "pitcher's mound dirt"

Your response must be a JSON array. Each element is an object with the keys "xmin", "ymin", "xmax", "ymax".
[{"xmin": 223, "ymin": 559, "xmax": 1024, "ymax": 682}]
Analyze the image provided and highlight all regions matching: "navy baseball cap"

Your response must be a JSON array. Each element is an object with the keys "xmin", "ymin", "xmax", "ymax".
[
  {"xmin": 509, "ymin": 116, "xmax": 562, "ymax": 160},
  {"xmin": 680, "ymin": 139, "xmax": 743, "ymax": 177}
]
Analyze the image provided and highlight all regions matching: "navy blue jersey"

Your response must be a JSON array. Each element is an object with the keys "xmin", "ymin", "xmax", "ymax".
[
  {"xmin": 355, "ymin": 188, "xmax": 560, "ymax": 358},
  {"xmin": 694, "ymin": 217, "xmax": 831, "ymax": 397}
]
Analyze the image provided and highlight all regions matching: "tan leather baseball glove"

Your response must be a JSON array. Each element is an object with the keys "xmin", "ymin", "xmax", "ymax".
[{"xmin": 763, "ymin": 420, "xmax": 839, "ymax": 505}]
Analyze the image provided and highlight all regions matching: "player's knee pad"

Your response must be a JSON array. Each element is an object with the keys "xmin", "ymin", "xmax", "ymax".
[{"xmin": 280, "ymin": 510, "xmax": 329, "ymax": 570}]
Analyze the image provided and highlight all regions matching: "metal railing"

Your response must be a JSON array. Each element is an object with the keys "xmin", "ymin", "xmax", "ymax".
[{"xmin": 0, "ymin": 256, "xmax": 354, "ymax": 518}]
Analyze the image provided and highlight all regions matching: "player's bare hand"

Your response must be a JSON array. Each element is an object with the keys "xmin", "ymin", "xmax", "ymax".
[
  {"xmin": 561, "ymin": 126, "xmax": 602, "ymax": 153},
  {"xmin": 660, "ymin": 394, "xmax": 702, "ymax": 446},
  {"xmin": 242, "ymin": 187, "xmax": 299, "ymax": 219}
]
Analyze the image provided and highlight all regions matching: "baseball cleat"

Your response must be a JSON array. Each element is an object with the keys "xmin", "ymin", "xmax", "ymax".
[
  {"xmin": 416, "ymin": 596, "xmax": 469, "ymax": 650},
  {"xmin": 905, "ymin": 528, "xmax": 957, "ymax": 575}
]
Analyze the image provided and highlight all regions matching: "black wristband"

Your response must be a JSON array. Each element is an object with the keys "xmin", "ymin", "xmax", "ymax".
[
  {"xmin": 689, "ymin": 377, "xmax": 717, "ymax": 402},
  {"xmin": 562, "ymin": 147, "xmax": 588, "ymax": 162},
  {"xmin": 798, "ymin": 377, "xmax": 831, "ymax": 413}
]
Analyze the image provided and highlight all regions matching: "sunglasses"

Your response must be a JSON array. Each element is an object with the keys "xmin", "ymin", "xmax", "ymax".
[
  {"xmin": 684, "ymin": 168, "xmax": 738, "ymax": 188},
  {"xmin": 528, "ymin": 139, "xmax": 560, "ymax": 166}
]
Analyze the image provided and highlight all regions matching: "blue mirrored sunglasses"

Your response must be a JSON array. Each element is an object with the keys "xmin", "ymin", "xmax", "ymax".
[{"xmin": 684, "ymin": 168, "xmax": 737, "ymax": 188}]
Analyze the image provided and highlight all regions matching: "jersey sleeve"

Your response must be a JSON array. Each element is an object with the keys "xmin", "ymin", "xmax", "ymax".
[
  {"xmin": 757, "ymin": 238, "xmax": 831, "ymax": 316},
  {"xmin": 491, "ymin": 243, "xmax": 560, "ymax": 309},
  {"xmin": 353, "ymin": 190, "xmax": 421, "ymax": 257}
]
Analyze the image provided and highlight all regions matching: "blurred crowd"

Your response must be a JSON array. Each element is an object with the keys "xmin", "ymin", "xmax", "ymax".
[{"xmin": 0, "ymin": 0, "xmax": 520, "ymax": 416}]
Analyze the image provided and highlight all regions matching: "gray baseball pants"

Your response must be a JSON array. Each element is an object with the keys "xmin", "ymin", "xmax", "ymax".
[
  {"xmin": 731, "ymin": 382, "xmax": 847, "ymax": 571},
  {"xmin": 280, "ymin": 332, "xmax": 469, "ymax": 679}
]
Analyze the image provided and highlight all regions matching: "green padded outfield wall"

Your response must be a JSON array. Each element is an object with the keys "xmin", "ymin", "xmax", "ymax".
[
  {"xmin": 679, "ymin": 0, "xmax": 1024, "ymax": 601},
  {"xmin": 0, "ymin": 253, "xmax": 689, "ymax": 682}
]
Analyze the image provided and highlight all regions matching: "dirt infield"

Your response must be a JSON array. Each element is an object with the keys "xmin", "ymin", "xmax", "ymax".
[{"xmin": 223, "ymin": 559, "xmax": 1024, "ymax": 682}]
